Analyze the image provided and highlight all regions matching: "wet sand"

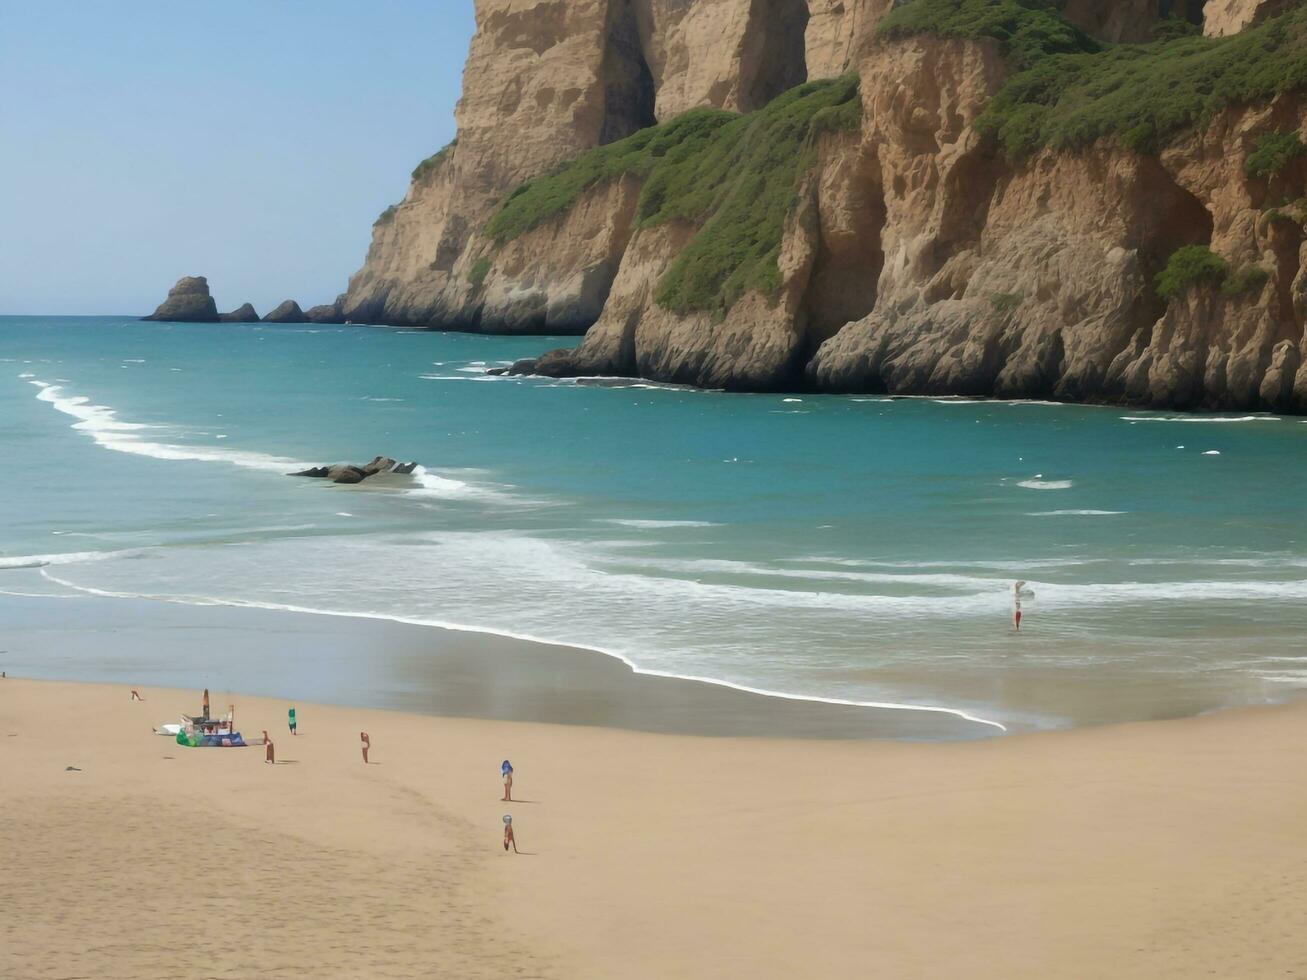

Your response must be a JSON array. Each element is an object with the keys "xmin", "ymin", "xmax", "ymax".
[
  {"xmin": 3, "ymin": 676, "xmax": 1306, "ymax": 979},
  {"xmin": 0, "ymin": 588, "xmax": 993, "ymax": 739}
]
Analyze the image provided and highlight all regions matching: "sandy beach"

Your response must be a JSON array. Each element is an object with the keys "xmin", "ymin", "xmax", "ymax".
[{"xmin": 4, "ymin": 671, "xmax": 1307, "ymax": 979}]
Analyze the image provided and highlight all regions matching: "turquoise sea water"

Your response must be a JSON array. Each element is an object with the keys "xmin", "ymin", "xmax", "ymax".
[{"xmin": 4, "ymin": 315, "xmax": 1307, "ymax": 734}]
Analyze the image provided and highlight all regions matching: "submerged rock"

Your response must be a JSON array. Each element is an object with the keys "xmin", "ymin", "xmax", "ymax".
[
  {"xmin": 263, "ymin": 300, "xmax": 309, "ymax": 323},
  {"xmin": 218, "ymin": 303, "xmax": 260, "ymax": 323},
  {"xmin": 143, "ymin": 276, "xmax": 219, "ymax": 323},
  {"xmin": 290, "ymin": 456, "xmax": 421, "ymax": 484}
]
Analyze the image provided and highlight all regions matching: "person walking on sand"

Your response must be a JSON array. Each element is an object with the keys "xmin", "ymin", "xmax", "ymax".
[
  {"xmin": 360, "ymin": 731, "xmax": 371, "ymax": 764},
  {"xmin": 130, "ymin": 689, "xmax": 143, "ymax": 701},
  {"xmin": 503, "ymin": 815, "xmax": 518, "ymax": 853},
  {"xmin": 501, "ymin": 760, "xmax": 513, "ymax": 802},
  {"xmin": 288, "ymin": 706, "xmax": 297, "ymax": 736},
  {"xmin": 264, "ymin": 732, "xmax": 275, "ymax": 765},
  {"xmin": 202, "ymin": 688, "xmax": 210, "ymax": 720}
]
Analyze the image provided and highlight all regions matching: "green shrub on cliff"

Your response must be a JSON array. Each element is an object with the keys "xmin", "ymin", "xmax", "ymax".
[
  {"xmin": 976, "ymin": 6, "xmax": 1307, "ymax": 157},
  {"xmin": 1155, "ymin": 246, "xmax": 1228, "ymax": 300},
  {"xmin": 485, "ymin": 109, "xmax": 734, "ymax": 244},
  {"xmin": 468, "ymin": 256, "xmax": 491, "ymax": 288},
  {"xmin": 374, "ymin": 204, "xmax": 399, "ymax": 227},
  {"xmin": 1245, "ymin": 130, "xmax": 1306, "ymax": 179},
  {"xmin": 877, "ymin": 0, "xmax": 1098, "ymax": 69},
  {"xmin": 1155, "ymin": 246, "xmax": 1269, "ymax": 302},
  {"xmin": 1221, "ymin": 264, "xmax": 1270, "ymax": 298},
  {"xmin": 412, "ymin": 140, "xmax": 457, "ymax": 184},
  {"xmin": 883, "ymin": 0, "xmax": 1307, "ymax": 159},
  {"xmin": 487, "ymin": 75, "xmax": 863, "ymax": 319}
]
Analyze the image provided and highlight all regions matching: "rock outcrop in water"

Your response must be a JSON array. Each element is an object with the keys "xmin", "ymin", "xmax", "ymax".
[
  {"xmin": 305, "ymin": 296, "xmax": 346, "ymax": 323},
  {"xmin": 218, "ymin": 303, "xmax": 261, "ymax": 323},
  {"xmin": 290, "ymin": 456, "xmax": 420, "ymax": 485},
  {"xmin": 143, "ymin": 276, "xmax": 219, "ymax": 323},
  {"xmin": 263, "ymin": 301, "xmax": 309, "ymax": 324},
  {"xmin": 340, "ymin": 0, "xmax": 1307, "ymax": 411}
]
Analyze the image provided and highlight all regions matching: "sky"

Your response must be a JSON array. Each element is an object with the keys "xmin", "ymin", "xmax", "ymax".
[{"xmin": 0, "ymin": 1, "xmax": 476, "ymax": 315}]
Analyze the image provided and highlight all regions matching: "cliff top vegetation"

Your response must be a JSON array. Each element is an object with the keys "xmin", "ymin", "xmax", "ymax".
[
  {"xmin": 486, "ymin": 75, "xmax": 863, "ymax": 319},
  {"xmin": 880, "ymin": 0, "xmax": 1307, "ymax": 158}
]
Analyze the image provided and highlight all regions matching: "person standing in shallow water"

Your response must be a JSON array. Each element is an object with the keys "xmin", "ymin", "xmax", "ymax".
[
  {"xmin": 288, "ymin": 706, "xmax": 297, "ymax": 736},
  {"xmin": 501, "ymin": 760, "xmax": 513, "ymax": 802}
]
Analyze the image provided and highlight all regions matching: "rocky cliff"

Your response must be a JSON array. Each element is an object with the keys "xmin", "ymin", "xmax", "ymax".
[{"xmin": 342, "ymin": 0, "xmax": 1307, "ymax": 411}]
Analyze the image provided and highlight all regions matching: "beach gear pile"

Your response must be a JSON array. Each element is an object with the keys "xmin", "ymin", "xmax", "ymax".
[{"xmin": 165, "ymin": 693, "xmax": 248, "ymax": 748}]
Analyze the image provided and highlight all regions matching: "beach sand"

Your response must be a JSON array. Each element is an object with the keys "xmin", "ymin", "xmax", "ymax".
[{"xmin": 3, "ymin": 674, "xmax": 1307, "ymax": 979}]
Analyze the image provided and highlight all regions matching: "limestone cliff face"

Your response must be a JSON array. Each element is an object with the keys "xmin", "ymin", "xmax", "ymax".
[
  {"xmin": 344, "ymin": 0, "xmax": 809, "ymax": 329},
  {"xmin": 1203, "ymin": 0, "xmax": 1293, "ymax": 35},
  {"xmin": 344, "ymin": 0, "xmax": 1307, "ymax": 411}
]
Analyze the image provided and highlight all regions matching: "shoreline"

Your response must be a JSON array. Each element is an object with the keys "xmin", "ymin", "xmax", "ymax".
[
  {"xmin": 0, "ymin": 584, "xmax": 1000, "ymax": 740},
  {"xmin": 5, "ymin": 676, "xmax": 1307, "ymax": 977}
]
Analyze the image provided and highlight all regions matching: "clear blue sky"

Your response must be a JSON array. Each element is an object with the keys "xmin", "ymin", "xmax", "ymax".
[{"xmin": 0, "ymin": 1, "xmax": 476, "ymax": 315}]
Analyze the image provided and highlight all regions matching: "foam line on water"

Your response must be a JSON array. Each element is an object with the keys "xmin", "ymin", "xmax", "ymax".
[
  {"xmin": 599, "ymin": 519, "xmax": 722, "ymax": 529},
  {"xmin": 1120, "ymin": 415, "xmax": 1282, "ymax": 423},
  {"xmin": 30, "ymin": 379, "xmax": 497, "ymax": 502},
  {"xmin": 30, "ymin": 380, "xmax": 309, "ymax": 473},
  {"xmin": 37, "ymin": 569, "xmax": 1009, "ymax": 734},
  {"xmin": 1027, "ymin": 510, "xmax": 1126, "ymax": 517},
  {"xmin": 0, "ymin": 548, "xmax": 149, "ymax": 570}
]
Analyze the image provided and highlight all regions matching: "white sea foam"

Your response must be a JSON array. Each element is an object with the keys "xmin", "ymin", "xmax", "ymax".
[
  {"xmin": 1017, "ymin": 478, "xmax": 1074, "ymax": 490},
  {"xmin": 38, "ymin": 566, "xmax": 1008, "ymax": 733},
  {"xmin": 600, "ymin": 519, "xmax": 722, "ymax": 529},
  {"xmin": 30, "ymin": 380, "xmax": 498, "ymax": 502},
  {"xmin": 1203, "ymin": 450, "xmax": 1222, "ymax": 456},
  {"xmin": 1119, "ymin": 415, "xmax": 1281, "ymax": 423},
  {"xmin": 30, "ymin": 380, "xmax": 308, "ymax": 473},
  {"xmin": 1027, "ymin": 510, "xmax": 1126, "ymax": 517},
  {"xmin": 0, "ymin": 548, "xmax": 148, "ymax": 571}
]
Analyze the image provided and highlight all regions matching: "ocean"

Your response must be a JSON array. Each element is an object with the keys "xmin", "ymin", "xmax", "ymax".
[{"xmin": 4, "ymin": 315, "xmax": 1307, "ymax": 735}]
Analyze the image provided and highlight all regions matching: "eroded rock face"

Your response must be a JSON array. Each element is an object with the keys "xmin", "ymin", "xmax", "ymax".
[
  {"xmin": 1203, "ymin": 0, "xmax": 1293, "ymax": 36},
  {"xmin": 143, "ymin": 276, "xmax": 219, "ymax": 322},
  {"xmin": 343, "ymin": 1, "xmax": 1305, "ymax": 411},
  {"xmin": 342, "ymin": 0, "xmax": 820, "ymax": 329},
  {"xmin": 263, "ymin": 301, "xmax": 309, "ymax": 323},
  {"xmin": 305, "ymin": 296, "xmax": 346, "ymax": 323},
  {"xmin": 219, "ymin": 303, "xmax": 260, "ymax": 323}
]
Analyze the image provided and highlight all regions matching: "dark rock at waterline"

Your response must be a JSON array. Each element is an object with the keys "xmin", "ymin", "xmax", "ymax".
[
  {"xmin": 305, "ymin": 295, "xmax": 347, "ymax": 324},
  {"xmin": 501, "ymin": 358, "xmax": 537, "ymax": 376},
  {"xmin": 143, "ymin": 276, "xmax": 219, "ymax": 323},
  {"xmin": 327, "ymin": 465, "xmax": 368, "ymax": 484},
  {"xmin": 263, "ymin": 300, "xmax": 309, "ymax": 323},
  {"xmin": 290, "ymin": 456, "xmax": 421, "ymax": 484},
  {"xmin": 219, "ymin": 303, "xmax": 261, "ymax": 323}
]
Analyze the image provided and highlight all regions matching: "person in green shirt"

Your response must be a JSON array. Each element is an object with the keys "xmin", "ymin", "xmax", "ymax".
[{"xmin": 288, "ymin": 706, "xmax": 297, "ymax": 736}]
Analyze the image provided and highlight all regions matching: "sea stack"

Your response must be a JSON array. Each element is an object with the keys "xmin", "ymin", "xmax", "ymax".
[
  {"xmin": 143, "ymin": 276, "xmax": 219, "ymax": 323},
  {"xmin": 218, "ymin": 303, "xmax": 261, "ymax": 322},
  {"xmin": 305, "ymin": 295, "xmax": 346, "ymax": 324},
  {"xmin": 263, "ymin": 300, "xmax": 309, "ymax": 323}
]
